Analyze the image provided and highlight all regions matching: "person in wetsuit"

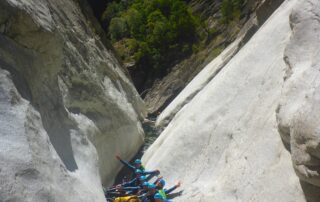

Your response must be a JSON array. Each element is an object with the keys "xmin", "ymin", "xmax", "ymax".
[
  {"xmin": 155, "ymin": 179, "xmax": 181, "ymax": 199},
  {"xmin": 116, "ymin": 155, "xmax": 160, "ymax": 179}
]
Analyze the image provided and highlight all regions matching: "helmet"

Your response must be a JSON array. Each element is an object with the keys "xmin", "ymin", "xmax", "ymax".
[
  {"xmin": 139, "ymin": 176, "xmax": 147, "ymax": 181},
  {"xmin": 134, "ymin": 159, "xmax": 142, "ymax": 164},
  {"xmin": 154, "ymin": 193, "xmax": 163, "ymax": 199},
  {"xmin": 135, "ymin": 169, "xmax": 142, "ymax": 174},
  {"xmin": 142, "ymin": 182, "xmax": 149, "ymax": 187},
  {"xmin": 159, "ymin": 179, "xmax": 165, "ymax": 186},
  {"xmin": 148, "ymin": 183, "xmax": 156, "ymax": 189}
]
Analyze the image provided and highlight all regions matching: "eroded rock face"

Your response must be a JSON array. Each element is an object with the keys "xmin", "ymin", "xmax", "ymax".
[
  {"xmin": 154, "ymin": 0, "xmax": 287, "ymax": 128},
  {"xmin": 143, "ymin": 0, "xmax": 306, "ymax": 201},
  {"xmin": 0, "ymin": 0, "xmax": 145, "ymax": 200},
  {"xmin": 143, "ymin": 0, "xmax": 284, "ymax": 117},
  {"xmin": 276, "ymin": 0, "xmax": 320, "ymax": 198},
  {"xmin": 0, "ymin": 69, "xmax": 105, "ymax": 201}
]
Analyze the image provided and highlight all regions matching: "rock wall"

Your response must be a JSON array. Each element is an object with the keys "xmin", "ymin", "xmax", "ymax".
[
  {"xmin": 155, "ymin": 36, "xmax": 245, "ymax": 128},
  {"xmin": 143, "ymin": 0, "xmax": 284, "ymax": 116},
  {"xmin": 276, "ymin": 0, "xmax": 320, "ymax": 201},
  {"xmin": 0, "ymin": 0, "xmax": 145, "ymax": 201},
  {"xmin": 155, "ymin": 0, "xmax": 288, "ymax": 127},
  {"xmin": 0, "ymin": 69, "xmax": 105, "ymax": 201},
  {"xmin": 143, "ymin": 0, "xmax": 308, "ymax": 201}
]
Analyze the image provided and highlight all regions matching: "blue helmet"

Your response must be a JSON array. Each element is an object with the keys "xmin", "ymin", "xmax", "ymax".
[
  {"xmin": 142, "ymin": 182, "xmax": 149, "ymax": 187},
  {"xmin": 159, "ymin": 179, "xmax": 165, "ymax": 186},
  {"xmin": 139, "ymin": 176, "xmax": 147, "ymax": 181},
  {"xmin": 134, "ymin": 159, "xmax": 142, "ymax": 164},
  {"xmin": 148, "ymin": 183, "xmax": 156, "ymax": 189},
  {"xmin": 154, "ymin": 193, "xmax": 163, "ymax": 199},
  {"xmin": 135, "ymin": 169, "xmax": 142, "ymax": 174}
]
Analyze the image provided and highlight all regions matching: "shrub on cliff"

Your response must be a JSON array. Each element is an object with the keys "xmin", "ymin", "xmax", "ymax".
[
  {"xmin": 221, "ymin": 0, "xmax": 245, "ymax": 23},
  {"xmin": 102, "ymin": 0, "xmax": 199, "ymax": 74}
]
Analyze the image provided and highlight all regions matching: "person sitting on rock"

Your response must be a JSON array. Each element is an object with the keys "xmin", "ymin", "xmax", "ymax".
[
  {"xmin": 134, "ymin": 171, "xmax": 156, "ymax": 184},
  {"xmin": 155, "ymin": 179, "xmax": 181, "ymax": 199},
  {"xmin": 108, "ymin": 176, "xmax": 147, "ymax": 196},
  {"xmin": 121, "ymin": 181, "xmax": 150, "ymax": 196},
  {"xmin": 135, "ymin": 169, "xmax": 143, "ymax": 178},
  {"xmin": 116, "ymin": 155, "xmax": 145, "ymax": 171},
  {"xmin": 139, "ymin": 183, "xmax": 159, "ymax": 202},
  {"xmin": 104, "ymin": 184, "xmax": 131, "ymax": 198},
  {"xmin": 154, "ymin": 193, "xmax": 172, "ymax": 202},
  {"xmin": 113, "ymin": 174, "xmax": 156, "ymax": 196},
  {"xmin": 123, "ymin": 175, "xmax": 147, "ymax": 188},
  {"xmin": 137, "ymin": 182, "xmax": 150, "ymax": 195},
  {"xmin": 116, "ymin": 155, "xmax": 160, "ymax": 177},
  {"xmin": 114, "ymin": 195, "xmax": 141, "ymax": 202}
]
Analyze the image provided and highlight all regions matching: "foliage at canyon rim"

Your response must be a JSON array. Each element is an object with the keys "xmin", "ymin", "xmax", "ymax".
[
  {"xmin": 102, "ymin": 0, "xmax": 198, "ymax": 76},
  {"xmin": 101, "ymin": 0, "xmax": 246, "ymax": 91}
]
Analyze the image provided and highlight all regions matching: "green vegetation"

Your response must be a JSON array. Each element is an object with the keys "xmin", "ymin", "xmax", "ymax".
[
  {"xmin": 100, "ymin": 0, "xmax": 247, "ymax": 91},
  {"xmin": 102, "ymin": 0, "xmax": 200, "ymax": 75},
  {"xmin": 221, "ymin": 0, "xmax": 245, "ymax": 23}
]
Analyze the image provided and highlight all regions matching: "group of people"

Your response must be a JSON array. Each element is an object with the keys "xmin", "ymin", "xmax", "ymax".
[{"xmin": 104, "ymin": 155, "xmax": 181, "ymax": 202}]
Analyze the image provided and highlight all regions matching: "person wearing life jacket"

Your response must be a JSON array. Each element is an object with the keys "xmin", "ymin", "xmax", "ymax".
[
  {"xmin": 120, "ymin": 181, "xmax": 145, "ymax": 195},
  {"xmin": 108, "ymin": 170, "xmax": 148, "ymax": 196},
  {"xmin": 105, "ymin": 184, "xmax": 131, "ymax": 198},
  {"xmin": 114, "ymin": 195, "xmax": 141, "ymax": 202},
  {"xmin": 116, "ymin": 155, "xmax": 160, "ymax": 178},
  {"xmin": 138, "ymin": 182, "xmax": 150, "ymax": 195},
  {"xmin": 154, "ymin": 193, "xmax": 172, "ymax": 202},
  {"xmin": 110, "ymin": 174, "xmax": 148, "ymax": 197},
  {"xmin": 155, "ymin": 179, "xmax": 181, "ymax": 199},
  {"xmin": 123, "ymin": 175, "xmax": 147, "ymax": 188},
  {"xmin": 139, "ymin": 183, "xmax": 158, "ymax": 202},
  {"xmin": 116, "ymin": 156, "xmax": 145, "ymax": 171},
  {"xmin": 134, "ymin": 169, "xmax": 143, "ymax": 178},
  {"xmin": 108, "ymin": 177, "xmax": 147, "ymax": 197}
]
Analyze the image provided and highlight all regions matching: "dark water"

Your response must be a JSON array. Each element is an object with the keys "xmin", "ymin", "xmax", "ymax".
[{"xmin": 141, "ymin": 116, "xmax": 160, "ymax": 152}]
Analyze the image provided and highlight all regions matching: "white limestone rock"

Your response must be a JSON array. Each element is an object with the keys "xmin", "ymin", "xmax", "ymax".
[
  {"xmin": 0, "ymin": 69, "xmax": 105, "ymax": 202},
  {"xmin": 276, "ymin": 0, "xmax": 320, "ymax": 200},
  {"xmin": 144, "ymin": 0, "xmax": 306, "ymax": 201},
  {"xmin": 156, "ymin": 37, "xmax": 243, "ymax": 128},
  {"xmin": 0, "ymin": 0, "xmax": 145, "ymax": 200}
]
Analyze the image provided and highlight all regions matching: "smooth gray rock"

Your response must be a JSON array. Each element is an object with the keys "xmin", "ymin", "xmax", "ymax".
[
  {"xmin": 143, "ymin": 0, "xmax": 306, "ymax": 201},
  {"xmin": 0, "ymin": 0, "xmax": 145, "ymax": 201},
  {"xmin": 152, "ymin": 0, "xmax": 286, "ymax": 127},
  {"xmin": 0, "ymin": 69, "xmax": 104, "ymax": 201},
  {"xmin": 276, "ymin": 0, "xmax": 320, "ymax": 200},
  {"xmin": 143, "ymin": 0, "xmax": 284, "ymax": 118}
]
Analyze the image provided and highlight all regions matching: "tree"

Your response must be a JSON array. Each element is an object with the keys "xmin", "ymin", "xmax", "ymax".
[
  {"xmin": 108, "ymin": 17, "xmax": 128, "ymax": 41},
  {"xmin": 102, "ymin": 0, "xmax": 199, "ymax": 74}
]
